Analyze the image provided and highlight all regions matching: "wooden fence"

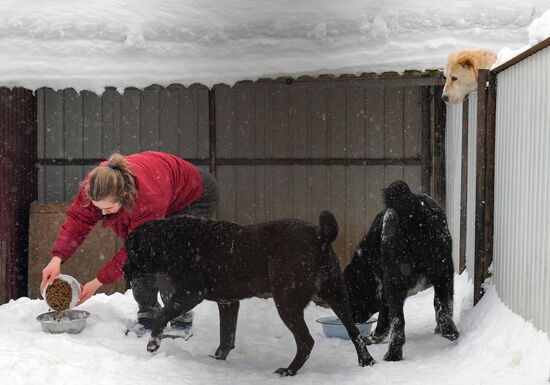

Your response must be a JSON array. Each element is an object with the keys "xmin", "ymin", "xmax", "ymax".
[{"xmin": 34, "ymin": 73, "xmax": 446, "ymax": 270}]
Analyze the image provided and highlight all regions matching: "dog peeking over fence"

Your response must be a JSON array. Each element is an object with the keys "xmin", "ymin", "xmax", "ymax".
[
  {"xmin": 123, "ymin": 211, "xmax": 374, "ymax": 376},
  {"xmin": 442, "ymin": 48, "xmax": 496, "ymax": 104},
  {"xmin": 344, "ymin": 180, "xmax": 459, "ymax": 361}
]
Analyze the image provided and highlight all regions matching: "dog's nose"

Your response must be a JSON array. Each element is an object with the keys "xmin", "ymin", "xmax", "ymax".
[{"xmin": 441, "ymin": 94, "xmax": 449, "ymax": 102}]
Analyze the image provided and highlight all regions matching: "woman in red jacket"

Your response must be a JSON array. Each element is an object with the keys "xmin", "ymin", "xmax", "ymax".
[{"xmin": 40, "ymin": 151, "xmax": 218, "ymax": 335}]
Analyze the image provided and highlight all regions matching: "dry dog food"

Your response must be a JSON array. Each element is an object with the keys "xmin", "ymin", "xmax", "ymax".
[{"xmin": 45, "ymin": 279, "xmax": 72, "ymax": 311}]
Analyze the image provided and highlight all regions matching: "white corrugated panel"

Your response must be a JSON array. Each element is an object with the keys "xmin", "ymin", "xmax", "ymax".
[
  {"xmin": 445, "ymin": 102, "xmax": 463, "ymax": 272},
  {"xmin": 466, "ymin": 93, "xmax": 478, "ymax": 278},
  {"xmin": 493, "ymin": 46, "xmax": 550, "ymax": 334}
]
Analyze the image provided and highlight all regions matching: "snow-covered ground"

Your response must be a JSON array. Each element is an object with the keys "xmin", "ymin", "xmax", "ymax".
[
  {"xmin": 0, "ymin": 274, "xmax": 548, "ymax": 385},
  {"xmin": 0, "ymin": 0, "xmax": 549, "ymax": 92}
]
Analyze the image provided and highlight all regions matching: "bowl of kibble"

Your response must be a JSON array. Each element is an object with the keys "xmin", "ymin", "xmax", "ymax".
[
  {"xmin": 40, "ymin": 274, "xmax": 81, "ymax": 311},
  {"xmin": 38, "ymin": 274, "xmax": 88, "ymax": 334}
]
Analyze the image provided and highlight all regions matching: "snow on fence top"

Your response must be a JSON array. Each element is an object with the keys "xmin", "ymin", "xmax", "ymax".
[{"xmin": 0, "ymin": 0, "xmax": 548, "ymax": 93}]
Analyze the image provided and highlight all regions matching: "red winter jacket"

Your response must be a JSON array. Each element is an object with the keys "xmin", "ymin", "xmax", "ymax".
[{"xmin": 51, "ymin": 151, "xmax": 203, "ymax": 285}]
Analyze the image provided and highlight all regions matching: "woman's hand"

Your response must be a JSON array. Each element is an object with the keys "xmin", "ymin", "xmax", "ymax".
[
  {"xmin": 41, "ymin": 256, "xmax": 62, "ymax": 288},
  {"xmin": 78, "ymin": 278, "xmax": 103, "ymax": 305}
]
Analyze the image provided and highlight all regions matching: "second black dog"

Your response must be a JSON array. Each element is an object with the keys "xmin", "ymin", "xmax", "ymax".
[
  {"xmin": 344, "ymin": 181, "xmax": 459, "ymax": 361},
  {"xmin": 124, "ymin": 211, "xmax": 374, "ymax": 376}
]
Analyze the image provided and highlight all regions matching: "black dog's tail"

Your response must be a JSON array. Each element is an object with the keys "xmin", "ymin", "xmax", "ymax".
[{"xmin": 318, "ymin": 210, "xmax": 338, "ymax": 244}]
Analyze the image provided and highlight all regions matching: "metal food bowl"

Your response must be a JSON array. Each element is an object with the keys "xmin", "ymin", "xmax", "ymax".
[
  {"xmin": 316, "ymin": 316, "xmax": 377, "ymax": 340},
  {"xmin": 36, "ymin": 310, "xmax": 91, "ymax": 334}
]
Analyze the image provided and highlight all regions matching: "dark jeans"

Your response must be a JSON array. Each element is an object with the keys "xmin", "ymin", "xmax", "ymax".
[{"xmin": 130, "ymin": 166, "xmax": 218, "ymax": 326}]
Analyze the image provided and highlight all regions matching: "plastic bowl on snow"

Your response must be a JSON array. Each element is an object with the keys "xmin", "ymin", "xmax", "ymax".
[
  {"xmin": 316, "ymin": 316, "xmax": 377, "ymax": 340},
  {"xmin": 40, "ymin": 273, "xmax": 81, "ymax": 310},
  {"xmin": 36, "ymin": 309, "xmax": 91, "ymax": 334}
]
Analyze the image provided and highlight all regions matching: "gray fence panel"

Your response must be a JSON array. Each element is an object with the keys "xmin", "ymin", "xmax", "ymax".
[
  {"xmin": 38, "ymin": 85, "xmax": 209, "ymax": 200},
  {"xmin": 267, "ymin": 84, "xmax": 290, "ymax": 159},
  {"xmin": 121, "ymin": 88, "xmax": 141, "ymax": 155},
  {"xmin": 64, "ymin": 89, "xmax": 83, "ymax": 159},
  {"xmin": 346, "ymin": 86, "xmax": 367, "ymax": 158},
  {"xmin": 141, "ymin": 86, "xmax": 161, "ymax": 152},
  {"xmin": 235, "ymin": 82, "xmax": 256, "ymax": 159},
  {"xmin": 83, "ymin": 91, "xmax": 103, "ymax": 158},
  {"xmin": 309, "ymin": 84, "xmax": 328, "ymax": 158},
  {"xmin": 404, "ymin": 86, "xmax": 422, "ymax": 159},
  {"xmin": 327, "ymin": 87, "xmax": 346, "ymax": 158},
  {"xmin": 365, "ymin": 87, "xmax": 385, "ymax": 159},
  {"xmin": 289, "ymin": 86, "xmax": 309, "ymax": 158},
  {"xmin": 216, "ymin": 84, "xmax": 234, "ymax": 159},
  {"xmin": 385, "ymin": 87, "xmax": 404, "ymax": 159},
  {"xmin": 158, "ymin": 87, "xmax": 178, "ymax": 155},
  {"xmin": 101, "ymin": 89, "xmax": 118, "ymax": 153},
  {"xmin": 44, "ymin": 89, "xmax": 64, "ymax": 159}
]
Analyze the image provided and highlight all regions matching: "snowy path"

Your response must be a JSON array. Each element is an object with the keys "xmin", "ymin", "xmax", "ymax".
[{"xmin": 0, "ymin": 273, "xmax": 548, "ymax": 385}]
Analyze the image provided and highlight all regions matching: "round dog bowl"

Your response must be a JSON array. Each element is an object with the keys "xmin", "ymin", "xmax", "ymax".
[
  {"xmin": 40, "ymin": 274, "xmax": 81, "ymax": 310},
  {"xmin": 36, "ymin": 310, "xmax": 91, "ymax": 334},
  {"xmin": 316, "ymin": 316, "xmax": 377, "ymax": 340}
]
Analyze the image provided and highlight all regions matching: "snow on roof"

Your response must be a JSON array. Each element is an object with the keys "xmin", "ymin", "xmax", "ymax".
[{"xmin": 0, "ymin": 0, "xmax": 549, "ymax": 93}]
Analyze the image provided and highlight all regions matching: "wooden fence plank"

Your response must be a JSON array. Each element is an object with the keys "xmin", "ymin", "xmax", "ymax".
[
  {"xmin": 121, "ymin": 88, "xmax": 141, "ymax": 154},
  {"xmin": 404, "ymin": 86, "xmax": 422, "ymax": 158},
  {"xmin": 346, "ymin": 86, "xmax": 366, "ymax": 158},
  {"xmin": 309, "ymin": 84, "xmax": 328, "ymax": 158},
  {"xmin": 44, "ymin": 165, "xmax": 64, "ymax": 201},
  {"xmin": 44, "ymin": 88, "xmax": 64, "ymax": 159},
  {"xmin": 64, "ymin": 165, "xmax": 84, "ymax": 201},
  {"xmin": 214, "ymin": 84, "xmax": 233, "ymax": 159},
  {"xmin": 254, "ymin": 84, "xmax": 267, "ymax": 158},
  {"xmin": 267, "ymin": 84, "xmax": 289, "ymax": 158},
  {"xmin": 235, "ymin": 165, "xmax": 256, "ymax": 224},
  {"xmin": 37, "ymin": 88, "xmax": 45, "ymax": 159},
  {"xmin": 384, "ymin": 87, "xmax": 404, "ymax": 159},
  {"xmin": 289, "ymin": 85, "xmax": 308, "ymax": 158},
  {"xmin": 159, "ymin": 87, "xmax": 180, "ymax": 155},
  {"xmin": 83, "ymin": 90, "xmax": 103, "ymax": 158},
  {"xmin": 141, "ymin": 86, "xmax": 161, "ymax": 151},
  {"xmin": 327, "ymin": 165, "xmax": 346, "ymax": 264},
  {"xmin": 327, "ymin": 86, "xmax": 346, "ymax": 158},
  {"xmin": 197, "ymin": 85, "xmax": 210, "ymax": 159},
  {"xmin": 235, "ymin": 82, "xmax": 255, "ymax": 159},
  {"xmin": 291, "ymin": 165, "xmax": 310, "ymax": 221},
  {"xmin": 64, "ymin": 89, "xmax": 83, "ymax": 160},
  {"xmin": 366, "ymin": 87, "xmax": 385, "ymax": 159},
  {"xmin": 102, "ymin": 89, "xmax": 117, "ymax": 154},
  {"xmin": 346, "ymin": 166, "xmax": 366, "ymax": 266}
]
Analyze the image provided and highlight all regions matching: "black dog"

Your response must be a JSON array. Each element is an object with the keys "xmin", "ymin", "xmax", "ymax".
[
  {"xmin": 344, "ymin": 180, "xmax": 459, "ymax": 361},
  {"xmin": 124, "ymin": 211, "xmax": 374, "ymax": 376}
]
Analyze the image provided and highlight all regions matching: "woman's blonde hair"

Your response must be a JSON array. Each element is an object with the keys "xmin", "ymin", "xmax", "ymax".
[{"xmin": 85, "ymin": 153, "xmax": 137, "ymax": 211}]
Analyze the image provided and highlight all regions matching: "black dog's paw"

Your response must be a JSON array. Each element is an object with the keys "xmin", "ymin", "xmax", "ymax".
[
  {"xmin": 441, "ymin": 329, "xmax": 460, "ymax": 341},
  {"xmin": 435, "ymin": 324, "xmax": 460, "ymax": 341},
  {"xmin": 365, "ymin": 332, "xmax": 385, "ymax": 345},
  {"xmin": 359, "ymin": 354, "xmax": 376, "ymax": 367},
  {"xmin": 209, "ymin": 346, "xmax": 232, "ymax": 360},
  {"xmin": 383, "ymin": 349, "xmax": 403, "ymax": 362},
  {"xmin": 147, "ymin": 337, "xmax": 162, "ymax": 353},
  {"xmin": 274, "ymin": 368, "xmax": 296, "ymax": 377}
]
